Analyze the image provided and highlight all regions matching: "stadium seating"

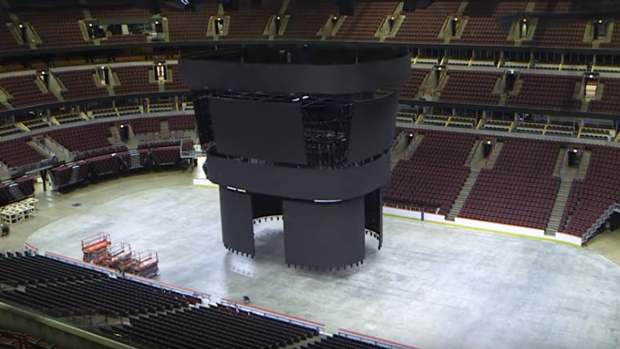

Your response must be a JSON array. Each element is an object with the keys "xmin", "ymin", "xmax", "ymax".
[
  {"xmin": 454, "ymin": 0, "xmax": 527, "ymax": 45},
  {"xmin": 387, "ymin": 1, "xmax": 460, "ymax": 43},
  {"xmin": 559, "ymin": 146, "xmax": 620, "ymax": 237},
  {"xmin": 460, "ymin": 138, "xmax": 561, "ymax": 229},
  {"xmin": 0, "ymin": 252, "xmax": 103, "ymax": 285},
  {"xmin": 400, "ymin": 68, "xmax": 429, "ymax": 100},
  {"xmin": 588, "ymin": 78, "xmax": 620, "ymax": 114},
  {"xmin": 47, "ymin": 123, "xmax": 113, "ymax": 152},
  {"xmin": 166, "ymin": 64, "xmax": 188, "ymax": 91},
  {"xmin": 130, "ymin": 117, "xmax": 162, "ymax": 134},
  {"xmin": 56, "ymin": 69, "xmax": 110, "ymax": 100},
  {"xmin": 168, "ymin": 114, "xmax": 196, "ymax": 131},
  {"xmin": 0, "ymin": 75, "xmax": 59, "ymax": 108},
  {"xmin": 104, "ymin": 304, "xmax": 319, "ymax": 349},
  {"xmin": 0, "ymin": 137, "xmax": 47, "ymax": 169},
  {"xmin": 113, "ymin": 66, "xmax": 159, "ymax": 95},
  {"xmin": 439, "ymin": 71, "xmax": 501, "ymax": 105},
  {"xmin": 330, "ymin": 1, "xmax": 399, "ymax": 41},
  {"xmin": 385, "ymin": 131, "xmax": 475, "ymax": 214},
  {"xmin": 161, "ymin": 0, "xmax": 219, "ymax": 42},
  {"xmin": 528, "ymin": 2, "xmax": 590, "ymax": 48},
  {"xmin": 0, "ymin": 327, "xmax": 64, "ymax": 349},
  {"xmin": 11, "ymin": 0, "xmax": 85, "ymax": 49},
  {"xmin": 282, "ymin": 0, "xmax": 337, "ymax": 39},
  {"xmin": 89, "ymin": 0, "xmax": 152, "ymax": 19},
  {"xmin": 224, "ymin": 0, "xmax": 282, "ymax": 40},
  {"xmin": 305, "ymin": 334, "xmax": 391, "ymax": 349},
  {"xmin": 505, "ymin": 74, "xmax": 582, "ymax": 111}
]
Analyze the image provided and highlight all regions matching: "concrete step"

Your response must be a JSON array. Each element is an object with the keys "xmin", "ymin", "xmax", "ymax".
[
  {"xmin": 446, "ymin": 168, "xmax": 481, "ymax": 221},
  {"xmin": 544, "ymin": 177, "xmax": 576, "ymax": 236}
]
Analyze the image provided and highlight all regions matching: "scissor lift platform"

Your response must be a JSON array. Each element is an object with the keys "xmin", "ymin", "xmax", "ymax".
[
  {"xmin": 130, "ymin": 250, "xmax": 159, "ymax": 278},
  {"xmin": 81, "ymin": 233, "xmax": 111, "ymax": 264}
]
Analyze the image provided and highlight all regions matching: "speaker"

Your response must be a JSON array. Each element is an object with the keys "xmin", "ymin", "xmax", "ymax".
[
  {"xmin": 568, "ymin": 149, "xmax": 578, "ymax": 166},
  {"xmin": 483, "ymin": 140, "xmax": 493, "ymax": 158},
  {"xmin": 119, "ymin": 124, "xmax": 129, "ymax": 142}
]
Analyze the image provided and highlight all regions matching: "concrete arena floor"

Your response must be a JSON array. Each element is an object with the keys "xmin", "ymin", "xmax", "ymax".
[{"xmin": 17, "ymin": 174, "xmax": 620, "ymax": 349}]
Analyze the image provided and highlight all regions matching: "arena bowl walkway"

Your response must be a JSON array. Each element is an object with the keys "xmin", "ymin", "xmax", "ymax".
[{"xmin": 4, "ymin": 163, "xmax": 620, "ymax": 349}]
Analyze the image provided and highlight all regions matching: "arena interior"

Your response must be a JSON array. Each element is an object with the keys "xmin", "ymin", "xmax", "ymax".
[{"xmin": 2, "ymin": 0, "xmax": 620, "ymax": 349}]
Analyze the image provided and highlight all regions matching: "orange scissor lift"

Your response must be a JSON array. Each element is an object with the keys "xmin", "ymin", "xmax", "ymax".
[
  {"xmin": 129, "ymin": 250, "xmax": 159, "ymax": 278},
  {"xmin": 81, "ymin": 233, "xmax": 111, "ymax": 264},
  {"xmin": 107, "ymin": 243, "xmax": 133, "ymax": 271},
  {"xmin": 80, "ymin": 233, "xmax": 159, "ymax": 278}
]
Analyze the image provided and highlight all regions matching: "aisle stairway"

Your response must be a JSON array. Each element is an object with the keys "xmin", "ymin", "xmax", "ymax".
[
  {"xmin": 446, "ymin": 167, "xmax": 481, "ymax": 221},
  {"xmin": 545, "ymin": 172, "xmax": 575, "ymax": 236}
]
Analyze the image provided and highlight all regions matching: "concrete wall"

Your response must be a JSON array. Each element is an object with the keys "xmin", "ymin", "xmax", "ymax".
[{"xmin": 0, "ymin": 302, "xmax": 137, "ymax": 349}]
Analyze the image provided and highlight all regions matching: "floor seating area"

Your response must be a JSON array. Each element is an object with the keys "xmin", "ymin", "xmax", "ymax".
[
  {"xmin": 385, "ymin": 131, "xmax": 475, "ymax": 214},
  {"xmin": 559, "ymin": 146, "xmax": 620, "ymax": 237},
  {"xmin": 588, "ymin": 78, "xmax": 620, "ymax": 114},
  {"xmin": 506, "ymin": 74, "xmax": 582, "ymax": 111},
  {"xmin": 104, "ymin": 304, "xmax": 320, "ymax": 349},
  {"xmin": 460, "ymin": 138, "xmax": 561, "ymax": 229},
  {"xmin": 331, "ymin": 0, "xmax": 399, "ymax": 41},
  {"xmin": 0, "ymin": 177, "xmax": 35, "ymax": 207},
  {"xmin": 224, "ymin": 0, "xmax": 282, "ymax": 39},
  {"xmin": 439, "ymin": 71, "xmax": 501, "ymax": 105}
]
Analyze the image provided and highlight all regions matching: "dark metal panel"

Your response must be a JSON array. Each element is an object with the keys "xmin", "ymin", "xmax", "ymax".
[
  {"xmin": 282, "ymin": 198, "xmax": 365, "ymax": 268},
  {"xmin": 364, "ymin": 188, "xmax": 383, "ymax": 248},
  {"xmin": 251, "ymin": 193, "xmax": 283, "ymax": 219},
  {"xmin": 219, "ymin": 186, "xmax": 256, "ymax": 256},
  {"xmin": 209, "ymin": 97, "xmax": 307, "ymax": 165},
  {"xmin": 348, "ymin": 92, "xmax": 398, "ymax": 164},
  {"xmin": 179, "ymin": 54, "xmax": 411, "ymax": 94},
  {"xmin": 206, "ymin": 152, "xmax": 391, "ymax": 201}
]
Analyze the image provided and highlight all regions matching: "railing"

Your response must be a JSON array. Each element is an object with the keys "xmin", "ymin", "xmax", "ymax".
[
  {"xmin": 582, "ymin": 203, "xmax": 617, "ymax": 244},
  {"xmin": 71, "ymin": 144, "xmax": 126, "ymax": 160},
  {"xmin": 44, "ymin": 251, "xmax": 210, "ymax": 302},
  {"xmin": 220, "ymin": 298, "xmax": 325, "ymax": 332},
  {"xmin": 9, "ymin": 157, "xmax": 58, "ymax": 177}
]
